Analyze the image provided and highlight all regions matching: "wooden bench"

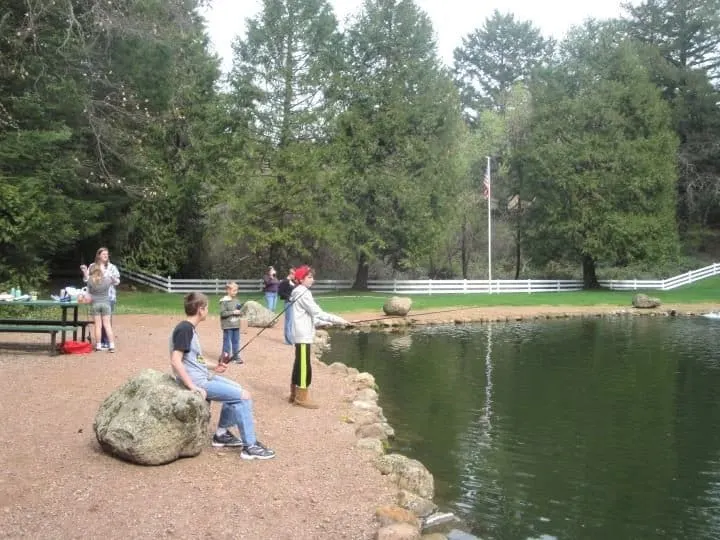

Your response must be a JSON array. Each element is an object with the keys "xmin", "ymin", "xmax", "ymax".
[
  {"xmin": 0, "ymin": 319, "xmax": 93, "ymax": 341},
  {"xmin": 0, "ymin": 324, "xmax": 79, "ymax": 355}
]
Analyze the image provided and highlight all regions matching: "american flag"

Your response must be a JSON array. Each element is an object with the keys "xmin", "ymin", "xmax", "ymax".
[{"xmin": 483, "ymin": 172, "xmax": 490, "ymax": 200}]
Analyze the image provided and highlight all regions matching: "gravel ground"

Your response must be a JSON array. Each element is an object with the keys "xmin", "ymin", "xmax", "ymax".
[
  {"xmin": 0, "ymin": 314, "xmax": 396, "ymax": 540},
  {"xmin": 1, "ymin": 302, "xmax": 716, "ymax": 539}
]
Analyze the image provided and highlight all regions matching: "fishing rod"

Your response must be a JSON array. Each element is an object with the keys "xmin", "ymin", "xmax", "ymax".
[
  {"xmin": 350, "ymin": 306, "xmax": 480, "ymax": 324},
  {"xmin": 237, "ymin": 287, "xmax": 308, "ymax": 353},
  {"xmin": 238, "ymin": 298, "xmax": 475, "ymax": 352}
]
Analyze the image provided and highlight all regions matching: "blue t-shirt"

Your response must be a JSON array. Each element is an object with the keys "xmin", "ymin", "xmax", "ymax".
[{"xmin": 170, "ymin": 320, "xmax": 209, "ymax": 387}]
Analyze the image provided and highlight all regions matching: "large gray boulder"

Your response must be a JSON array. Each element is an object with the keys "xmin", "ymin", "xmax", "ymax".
[
  {"xmin": 314, "ymin": 328, "xmax": 331, "ymax": 355},
  {"xmin": 396, "ymin": 490, "xmax": 437, "ymax": 518},
  {"xmin": 383, "ymin": 296, "xmax": 412, "ymax": 316},
  {"xmin": 375, "ymin": 453, "xmax": 435, "ymax": 499},
  {"xmin": 240, "ymin": 300, "xmax": 278, "ymax": 327},
  {"xmin": 632, "ymin": 293, "xmax": 662, "ymax": 309},
  {"xmin": 94, "ymin": 369, "xmax": 210, "ymax": 465}
]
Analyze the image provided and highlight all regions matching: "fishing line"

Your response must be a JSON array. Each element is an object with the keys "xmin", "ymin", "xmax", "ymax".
[
  {"xmin": 237, "ymin": 287, "xmax": 308, "ymax": 353},
  {"xmin": 350, "ymin": 306, "xmax": 480, "ymax": 324},
  {"xmin": 239, "ymin": 302, "xmax": 478, "ymax": 352}
]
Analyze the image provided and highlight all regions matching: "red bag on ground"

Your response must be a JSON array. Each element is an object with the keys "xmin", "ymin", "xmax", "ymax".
[{"xmin": 61, "ymin": 340, "xmax": 93, "ymax": 354}]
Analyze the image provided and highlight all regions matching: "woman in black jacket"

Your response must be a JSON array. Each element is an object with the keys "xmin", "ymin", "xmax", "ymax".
[
  {"xmin": 262, "ymin": 266, "xmax": 280, "ymax": 311},
  {"xmin": 278, "ymin": 267, "xmax": 296, "ymax": 346}
]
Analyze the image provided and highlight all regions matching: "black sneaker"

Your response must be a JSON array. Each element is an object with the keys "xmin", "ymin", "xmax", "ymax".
[
  {"xmin": 212, "ymin": 431, "xmax": 244, "ymax": 448},
  {"xmin": 241, "ymin": 441, "xmax": 275, "ymax": 460},
  {"xmin": 231, "ymin": 353, "xmax": 244, "ymax": 364}
]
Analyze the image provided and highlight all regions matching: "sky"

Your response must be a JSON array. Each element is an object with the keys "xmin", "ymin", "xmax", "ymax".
[{"xmin": 200, "ymin": 0, "xmax": 629, "ymax": 73}]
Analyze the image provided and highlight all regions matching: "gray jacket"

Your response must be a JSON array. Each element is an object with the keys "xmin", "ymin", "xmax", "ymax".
[
  {"xmin": 290, "ymin": 285, "xmax": 348, "ymax": 344},
  {"xmin": 219, "ymin": 296, "xmax": 242, "ymax": 329}
]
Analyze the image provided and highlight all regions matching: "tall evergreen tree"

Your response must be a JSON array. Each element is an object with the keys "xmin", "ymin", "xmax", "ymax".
[
  {"xmin": 333, "ymin": 0, "xmax": 466, "ymax": 287},
  {"xmin": 451, "ymin": 11, "xmax": 553, "ymax": 281},
  {"xmin": 622, "ymin": 0, "xmax": 720, "ymax": 229},
  {"xmin": 0, "ymin": 0, "xmax": 222, "ymax": 281},
  {"xmin": 453, "ymin": 10, "xmax": 553, "ymax": 118},
  {"xmin": 623, "ymin": 0, "xmax": 720, "ymax": 78},
  {"xmin": 114, "ymin": 1, "xmax": 222, "ymax": 275},
  {"xmin": 519, "ymin": 29, "xmax": 679, "ymax": 288},
  {"xmin": 225, "ymin": 0, "xmax": 343, "ymax": 270}
]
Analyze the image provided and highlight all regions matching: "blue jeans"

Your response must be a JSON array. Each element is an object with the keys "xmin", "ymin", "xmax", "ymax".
[
  {"xmin": 222, "ymin": 328, "xmax": 240, "ymax": 355},
  {"xmin": 203, "ymin": 375, "xmax": 257, "ymax": 446},
  {"xmin": 101, "ymin": 299, "xmax": 115, "ymax": 346},
  {"xmin": 265, "ymin": 292, "xmax": 278, "ymax": 311},
  {"xmin": 284, "ymin": 301, "xmax": 293, "ymax": 345}
]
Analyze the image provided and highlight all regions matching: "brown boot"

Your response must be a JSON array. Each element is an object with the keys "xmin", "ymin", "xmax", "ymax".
[
  {"xmin": 288, "ymin": 383, "xmax": 297, "ymax": 403},
  {"xmin": 293, "ymin": 387, "xmax": 319, "ymax": 409}
]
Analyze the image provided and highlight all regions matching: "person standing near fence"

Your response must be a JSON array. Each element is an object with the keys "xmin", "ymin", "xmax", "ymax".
[
  {"xmin": 81, "ymin": 247, "xmax": 120, "ymax": 349},
  {"xmin": 262, "ymin": 266, "xmax": 280, "ymax": 312},
  {"xmin": 277, "ymin": 267, "xmax": 296, "ymax": 346},
  {"xmin": 288, "ymin": 265, "xmax": 350, "ymax": 408}
]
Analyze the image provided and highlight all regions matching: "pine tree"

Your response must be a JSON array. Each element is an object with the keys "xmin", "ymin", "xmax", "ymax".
[
  {"xmin": 519, "ymin": 30, "xmax": 679, "ymax": 287},
  {"xmin": 453, "ymin": 10, "xmax": 553, "ymax": 119},
  {"xmin": 224, "ymin": 0, "xmax": 343, "ymax": 270},
  {"xmin": 333, "ymin": 0, "xmax": 467, "ymax": 287}
]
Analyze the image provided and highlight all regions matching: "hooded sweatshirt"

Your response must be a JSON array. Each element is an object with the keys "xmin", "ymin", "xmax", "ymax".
[{"xmin": 290, "ymin": 285, "xmax": 348, "ymax": 344}]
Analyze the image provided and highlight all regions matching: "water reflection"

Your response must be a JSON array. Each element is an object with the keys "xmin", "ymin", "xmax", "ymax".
[
  {"xmin": 388, "ymin": 334, "xmax": 413, "ymax": 353},
  {"xmin": 325, "ymin": 318, "xmax": 720, "ymax": 539}
]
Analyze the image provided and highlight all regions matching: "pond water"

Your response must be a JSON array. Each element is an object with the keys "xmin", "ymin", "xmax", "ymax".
[{"xmin": 323, "ymin": 317, "xmax": 720, "ymax": 539}]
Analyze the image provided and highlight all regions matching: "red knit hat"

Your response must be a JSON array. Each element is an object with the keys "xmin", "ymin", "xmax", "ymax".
[{"xmin": 294, "ymin": 265, "xmax": 312, "ymax": 282}]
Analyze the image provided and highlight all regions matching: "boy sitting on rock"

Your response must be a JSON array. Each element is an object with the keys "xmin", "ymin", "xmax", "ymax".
[{"xmin": 169, "ymin": 292, "xmax": 275, "ymax": 460}]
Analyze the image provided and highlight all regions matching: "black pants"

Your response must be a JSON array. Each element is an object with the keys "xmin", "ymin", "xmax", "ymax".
[{"xmin": 292, "ymin": 343, "xmax": 312, "ymax": 389}]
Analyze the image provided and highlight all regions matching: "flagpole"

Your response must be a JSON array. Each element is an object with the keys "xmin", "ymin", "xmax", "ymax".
[{"xmin": 486, "ymin": 156, "xmax": 492, "ymax": 294}]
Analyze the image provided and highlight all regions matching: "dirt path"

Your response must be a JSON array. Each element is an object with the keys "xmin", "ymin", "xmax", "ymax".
[
  {"xmin": 1, "ymin": 302, "xmax": 717, "ymax": 539},
  {"xmin": 0, "ymin": 314, "xmax": 396, "ymax": 539}
]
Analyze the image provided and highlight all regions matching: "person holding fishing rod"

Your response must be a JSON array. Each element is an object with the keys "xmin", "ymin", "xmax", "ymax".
[
  {"xmin": 170, "ymin": 292, "xmax": 275, "ymax": 460},
  {"xmin": 288, "ymin": 265, "xmax": 351, "ymax": 409}
]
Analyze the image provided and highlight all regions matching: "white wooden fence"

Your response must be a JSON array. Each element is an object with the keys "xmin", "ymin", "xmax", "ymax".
[
  {"xmin": 119, "ymin": 267, "xmax": 353, "ymax": 294},
  {"xmin": 117, "ymin": 262, "xmax": 720, "ymax": 295}
]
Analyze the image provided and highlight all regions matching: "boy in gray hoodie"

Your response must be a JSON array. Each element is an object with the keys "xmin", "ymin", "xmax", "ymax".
[
  {"xmin": 219, "ymin": 281, "xmax": 243, "ymax": 363},
  {"xmin": 288, "ymin": 265, "xmax": 350, "ymax": 408}
]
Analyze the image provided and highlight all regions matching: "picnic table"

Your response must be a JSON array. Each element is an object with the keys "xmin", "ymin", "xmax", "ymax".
[{"xmin": 0, "ymin": 300, "xmax": 92, "ymax": 355}]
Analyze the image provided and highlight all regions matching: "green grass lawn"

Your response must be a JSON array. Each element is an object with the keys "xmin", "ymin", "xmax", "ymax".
[{"xmin": 110, "ymin": 276, "xmax": 720, "ymax": 316}]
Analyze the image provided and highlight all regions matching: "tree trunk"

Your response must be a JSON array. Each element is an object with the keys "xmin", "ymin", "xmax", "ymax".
[
  {"xmin": 353, "ymin": 253, "xmax": 369, "ymax": 290},
  {"xmin": 582, "ymin": 254, "xmax": 600, "ymax": 289},
  {"xmin": 461, "ymin": 218, "xmax": 469, "ymax": 279},
  {"xmin": 268, "ymin": 241, "xmax": 283, "ymax": 271}
]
